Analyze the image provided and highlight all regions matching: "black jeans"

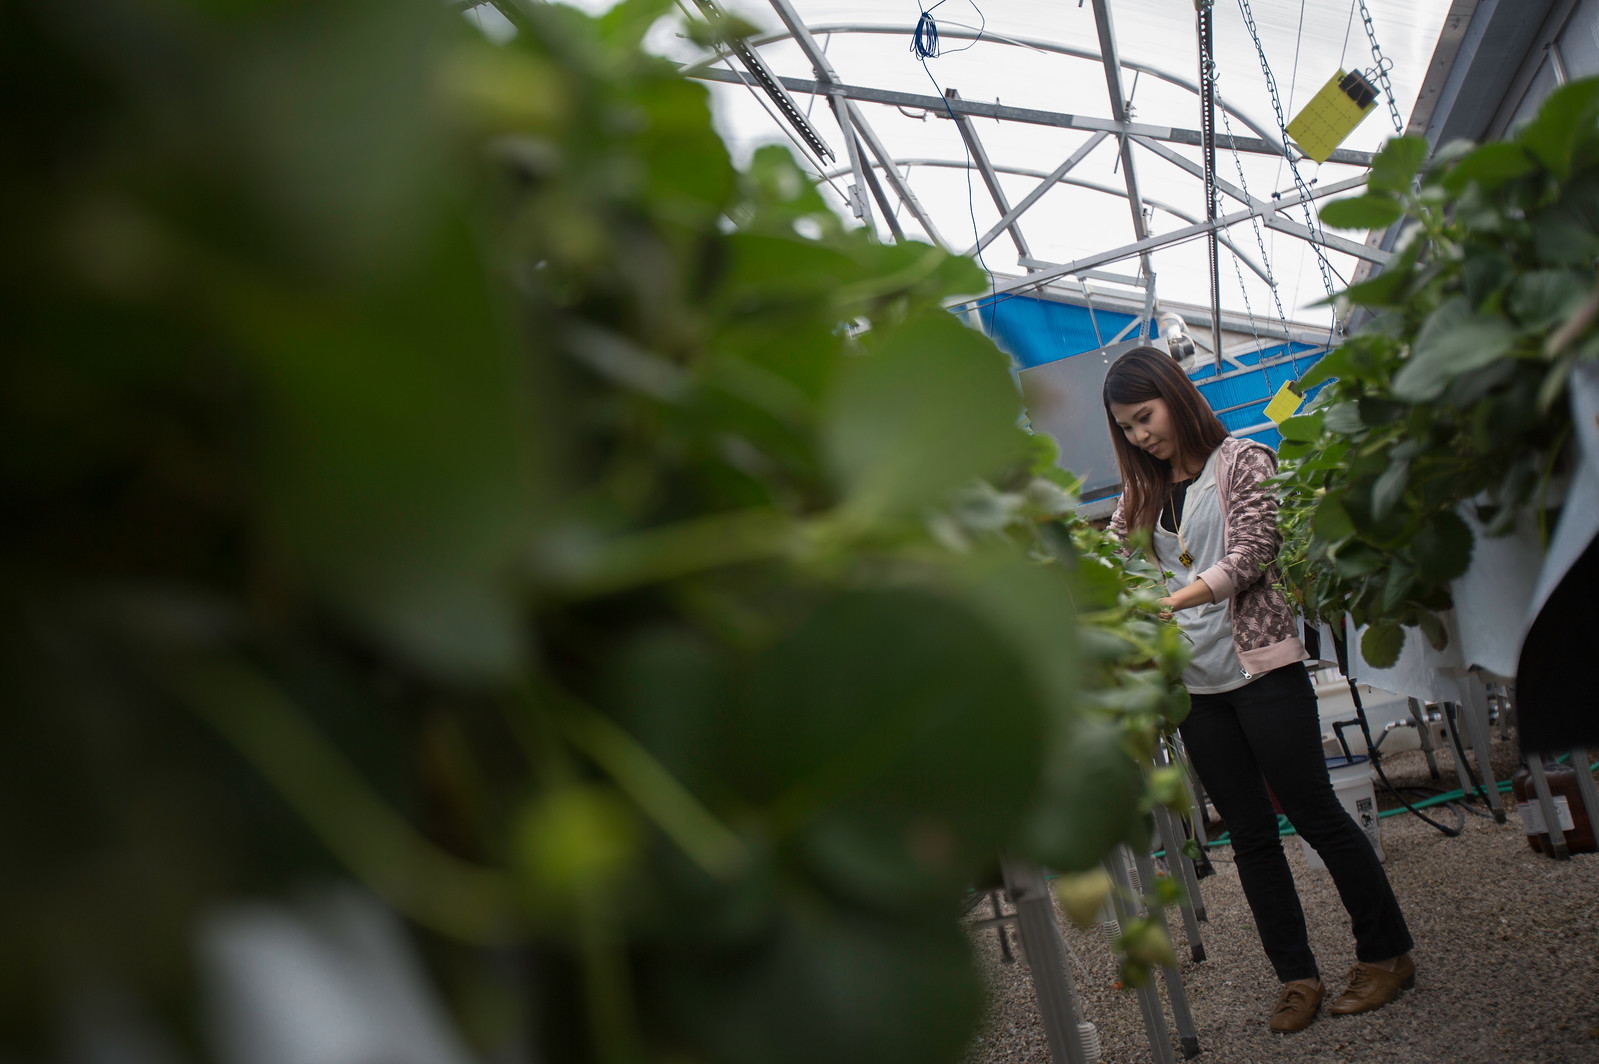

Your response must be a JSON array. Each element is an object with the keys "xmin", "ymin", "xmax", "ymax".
[{"xmin": 1180, "ymin": 664, "xmax": 1413, "ymax": 982}]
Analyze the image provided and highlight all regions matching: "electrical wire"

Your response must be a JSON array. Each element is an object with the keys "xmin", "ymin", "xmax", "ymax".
[
  {"xmin": 910, "ymin": 0, "xmax": 986, "ymax": 59},
  {"xmin": 1337, "ymin": 0, "xmax": 1358, "ymax": 72},
  {"xmin": 911, "ymin": 1, "xmax": 1009, "ymax": 335}
]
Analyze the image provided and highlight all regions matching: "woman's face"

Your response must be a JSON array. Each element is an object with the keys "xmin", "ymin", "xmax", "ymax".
[{"xmin": 1109, "ymin": 396, "xmax": 1178, "ymax": 463}]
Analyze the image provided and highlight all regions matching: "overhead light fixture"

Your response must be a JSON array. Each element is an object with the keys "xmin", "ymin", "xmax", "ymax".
[{"xmin": 1157, "ymin": 310, "xmax": 1197, "ymax": 369}]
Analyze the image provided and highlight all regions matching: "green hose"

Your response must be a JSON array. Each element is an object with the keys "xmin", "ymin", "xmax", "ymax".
[{"xmin": 1193, "ymin": 759, "xmax": 1599, "ymax": 849}]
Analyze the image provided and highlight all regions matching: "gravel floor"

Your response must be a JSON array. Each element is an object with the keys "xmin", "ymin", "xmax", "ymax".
[{"xmin": 962, "ymin": 732, "xmax": 1599, "ymax": 1064}]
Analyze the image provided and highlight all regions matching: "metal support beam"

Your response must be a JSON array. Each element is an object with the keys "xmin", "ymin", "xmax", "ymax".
[
  {"xmin": 684, "ymin": 67, "xmax": 1380, "ymax": 164},
  {"xmin": 950, "ymin": 173, "xmax": 1372, "ymax": 306},
  {"xmin": 963, "ymin": 132, "xmax": 1108, "ymax": 259},
  {"xmin": 688, "ymin": 23, "xmax": 1380, "ymax": 167},
  {"xmin": 829, "ymin": 95, "xmax": 875, "ymax": 229},
  {"xmin": 688, "ymin": 0, "xmax": 834, "ymax": 163},
  {"xmin": 1090, "ymin": 0, "xmax": 1154, "ymax": 281},
  {"xmin": 1132, "ymin": 134, "xmax": 1265, "ymax": 212},
  {"xmin": 843, "ymin": 99, "xmax": 947, "ymax": 247},
  {"xmin": 854, "ymin": 141, "xmax": 905, "ymax": 241},
  {"xmin": 947, "ymin": 89, "xmax": 1030, "ymax": 260},
  {"xmin": 765, "ymin": 0, "xmax": 945, "ymax": 246},
  {"xmin": 1134, "ymin": 137, "xmax": 1390, "ymax": 264},
  {"xmin": 1261, "ymin": 213, "xmax": 1390, "ymax": 265}
]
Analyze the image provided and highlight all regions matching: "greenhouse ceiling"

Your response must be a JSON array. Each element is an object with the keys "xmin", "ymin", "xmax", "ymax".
[{"xmin": 468, "ymin": 0, "xmax": 1458, "ymax": 342}]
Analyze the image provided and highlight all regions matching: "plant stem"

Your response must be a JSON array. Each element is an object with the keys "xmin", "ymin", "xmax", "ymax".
[
  {"xmin": 172, "ymin": 657, "xmax": 519, "ymax": 943},
  {"xmin": 556, "ymin": 694, "xmax": 750, "ymax": 880}
]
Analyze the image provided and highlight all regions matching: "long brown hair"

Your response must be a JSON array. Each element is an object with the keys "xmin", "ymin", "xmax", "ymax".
[{"xmin": 1102, "ymin": 346, "xmax": 1229, "ymax": 534}]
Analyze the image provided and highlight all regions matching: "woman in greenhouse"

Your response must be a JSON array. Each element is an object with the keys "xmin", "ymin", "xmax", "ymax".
[{"xmin": 1103, "ymin": 347, "xmax": 1414, "ymax": 1034}]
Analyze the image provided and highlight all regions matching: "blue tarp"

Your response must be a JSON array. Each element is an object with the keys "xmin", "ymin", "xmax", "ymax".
[{"xmin": 973, "ymin": 293, "xmax": 1329, "ymax": 451}]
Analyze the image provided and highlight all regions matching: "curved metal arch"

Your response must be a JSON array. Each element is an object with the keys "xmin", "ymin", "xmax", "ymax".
[
  {"xmin": 826, "ymin": 158, "xmax": 1275, "ymax": 285},
  {"xmin": 684, "ymin": 22, "xmax": 1291, "ymax": 157}
]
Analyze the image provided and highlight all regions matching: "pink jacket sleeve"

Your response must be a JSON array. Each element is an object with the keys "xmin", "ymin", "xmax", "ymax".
[{"xmin": 1195, "ymin": 443, "xmax": 1281, "ymax": 601}]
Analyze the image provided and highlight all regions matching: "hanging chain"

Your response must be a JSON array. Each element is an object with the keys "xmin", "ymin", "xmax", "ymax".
[
  {"xmin": 1218, "ymin": 106, "xmax": 1289, "ymax": 353},
  {"xmin": 1199, "ymin": 0, "xmax": 1224, "ymax": 369},
  {"xmin": 1235, "ymin": 0, "xmax": 1339, "ymax": 324},
  {"xmin": 1359, "ymin": 0, "xmax": 1404, "ymax": 135}
]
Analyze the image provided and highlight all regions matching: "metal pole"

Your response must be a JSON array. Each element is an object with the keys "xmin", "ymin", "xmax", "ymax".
[
  {"xmin": 999, "ymin": 858, "xmax": 1091, "ymax": 1064},
  {"xmin": 1566, "ymin": 748, "xmax": 1599, "ymax": 850},
  {"xmin": 1153, "ymin": 804, "xmax": 1207, "ymax": 956},
  {"xmin": 1103, "ymin": 849, "xmax": 1177, "ymax": 1064},
  {"xmin": 1197, "ymin": 0, "xmax": 1223, "ymax": 372},
  {"xmin": 1131, "ymin": 847, "xmax": 1202, "ymax": 1059},
  {"xmin": 828, "ymin": 95, "xmax": 875, "ymax": 230},
  {"xmin": 1524, "ymin": 759, "xmax": 1571, "ymax": 860},
  {"xmin": 1460, "ymin": 676, "xmax": 1507, "ymax": 823}
]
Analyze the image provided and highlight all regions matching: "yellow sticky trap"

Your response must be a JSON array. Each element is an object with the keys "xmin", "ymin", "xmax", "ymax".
[
  {"xmin": 1264, "ymin": 381, "xmax": 1304, "ymax": 426},
  {"xmin": 1286, "ymin": 70, "xmax": 1379, "ymax": 163}
]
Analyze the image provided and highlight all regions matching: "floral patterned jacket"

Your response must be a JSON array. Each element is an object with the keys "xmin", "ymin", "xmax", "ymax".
[{"xmin": 1109, "ymin": 436, "xmax": 1307, "ymax": 677}]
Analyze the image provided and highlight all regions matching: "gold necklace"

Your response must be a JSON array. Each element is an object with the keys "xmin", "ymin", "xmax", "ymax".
[{"xmin": 1170, "ymin": 480, "xmax": 1194, "ymax": 568}]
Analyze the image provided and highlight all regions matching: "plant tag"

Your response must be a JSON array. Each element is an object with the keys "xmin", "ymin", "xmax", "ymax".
[{"xmin": 1264, "ymin": 381, "xmax": 1304, "ymax": 426}]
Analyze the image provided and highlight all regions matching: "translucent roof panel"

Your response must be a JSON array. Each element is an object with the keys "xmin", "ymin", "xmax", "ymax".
[{"xmin": 483, "ymin": 1, "xmax": 1458, "ymax": 337}]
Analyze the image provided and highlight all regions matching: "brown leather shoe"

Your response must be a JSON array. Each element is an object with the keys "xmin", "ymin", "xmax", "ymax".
[
  {"xmin": 1329, "ymin": 955, "xmax": 1416, "ymax": 1015},
  {"xmin": 1270, "ymin": 979, "xmax": 1323, "ymax": 1032}
]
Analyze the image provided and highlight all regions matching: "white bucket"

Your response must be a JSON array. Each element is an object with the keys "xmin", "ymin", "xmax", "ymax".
[{"xmin": 1300, "ymin": 756, "xmax": 1384, "ymax": 871}]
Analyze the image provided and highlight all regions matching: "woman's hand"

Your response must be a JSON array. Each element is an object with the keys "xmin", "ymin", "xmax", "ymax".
[{"xmin": 1158, "ymin": 581, "xmax": 1217, "ymax": 619}]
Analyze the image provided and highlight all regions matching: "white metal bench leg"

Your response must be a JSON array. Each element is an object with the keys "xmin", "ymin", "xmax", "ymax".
[{"xmin": 1000, "ymin": 858, "xmax": 1093, "ymax": 1064}]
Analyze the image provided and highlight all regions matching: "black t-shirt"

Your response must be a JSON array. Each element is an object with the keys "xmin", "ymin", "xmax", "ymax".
[{"xmin": 1160, "ymin": 477, "xmax": 1194, "ymax": 534}]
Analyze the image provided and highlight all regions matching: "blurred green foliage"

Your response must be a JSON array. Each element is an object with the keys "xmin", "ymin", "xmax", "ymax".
[
  {"xmin": 1275, "ymin": 79, "xmax": 1599, "ymax": 667},
  {"xmin": 1, "ymin": 0, "xmax": 1188, "ymax": 1060}
]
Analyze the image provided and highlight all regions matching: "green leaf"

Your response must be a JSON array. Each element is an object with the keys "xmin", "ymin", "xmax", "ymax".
[
  {"xmin": 1357, "ymin": 397, "xmax": 1406, "ymax": 427},
  {"xmin": 1510, "ymin": 269, "xmax": 1590, "ymax": 331},
  {"xmin": 1440, "ymin": 141, "xmax": 1535, "ymax": 194},
  {"xmin": 1339, "ymin": 265, "xmax": 1411, "ymax": 309},
  {"xmin": 1417, "ymin": 610, "xmax": 1450, "ymax": 651},
  {"xmin": 1312, "ymin": 492, "xmax": 1356, "ymax": 543},
  {"xmin": 1462, "ymin": 250, "xmax": 1514, "ymax": 308},
  {"xmin": 1319, "ymin": 194, "xmax": 1404, "ymax": 231},
  {"xmin": 256, "ymin": 230, "xmax": 538, "ymax": 679},
  {"xmin": 1371, "ymin": 460, "xmax": 1409, "ymax": 521},
  {"xmin": 1335, "ymin": 547, "xmax": 1385, "ymax": 581},
  {"xmin": 597, "ymin": 0, "xmax": 676, "ymax": 48},
  {"xmin": 823, "ymin": 313, "xmax": 1025, "ymax": 518},
  {"xmin": 1392, "ymin": 298, "xmax": 1518, "ymax": 402},
  {"xmin": 1532, "ymin": 200, "xmax": 1599, "ymax": 266},
  {"xmin": 1380, "ymin": 559, "xmax": 1416, "ymax": 611},
  {"xmin": 1322, "ymin": 402, "xmax": 1366, "ymax": 435},
  {"xmin": 1368, "ymin": 136, "xmax": 1429, "ymax": 193},
  {"xmin": 1361, "ymin": 623, "xmax": 1405, "ymax": 669},
  {"xmin": 1517, "ymin": 77, "xmax": 1599, "ymax": 180},
  {"xmin": 1024, "ymin": 717, "xmax": 1145, "ymax": 872},
  {"xmin": 746, "ymin": 590, "xmax": 1043, "ymax": 843},
  {"xmin": 1278, "ymin": 412, "xmax": 1324, "ymax": 442},
  {"xmin": 1296, "ymin": 346, "xmax": 1352, "ymax": 390},
  {"xmin": 1164, "ymin": 684, "xmax": 1191, "ymax": 727},
  {"xmin": 667, "ymin": 895, "xmax": 984, "ymax": 1064},
  {"xmin": 1413, "ymin": 510, "xmax": 1474, "ymax": 583}
]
